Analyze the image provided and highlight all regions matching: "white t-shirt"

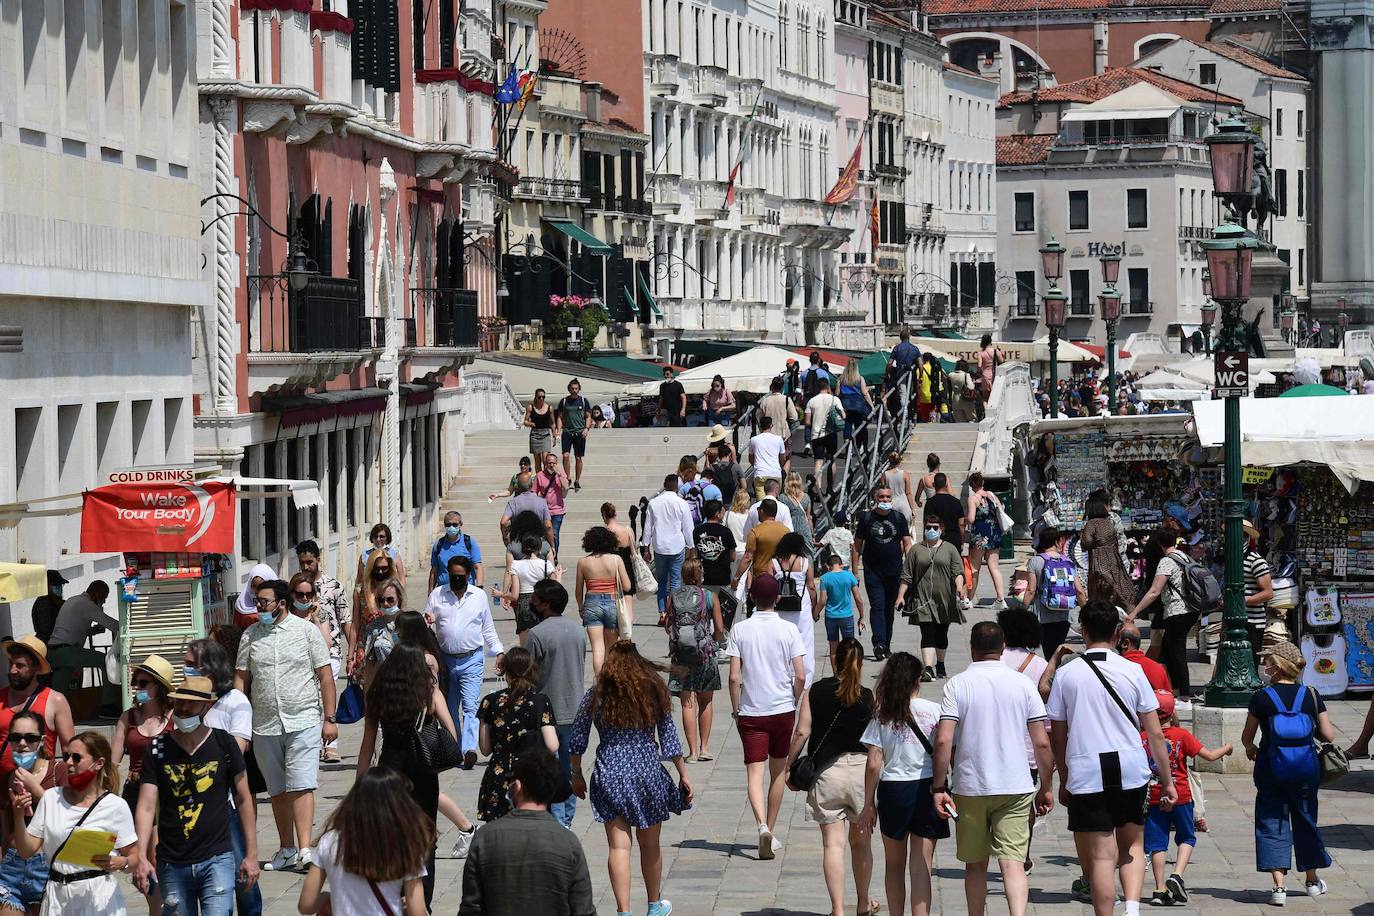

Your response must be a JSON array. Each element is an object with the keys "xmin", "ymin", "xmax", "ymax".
[
  {"xmin": 806, "ymin": 391, "xmax": 842, "ymax": 438},
  {"xmin": 1045, "ymin": 649, "xmax": 1159, "ymax": 794},
  {"xmin": 28, "ymin": 789, "xmax": 138, "ymax": 916},
  {"xmin": 1002, "ymin": 649, "xmax": 1049, "ymax": 768},
  {"xmin": 725, "ymin": 610, "xmax": 807, "ymax": 716},
  {"xmin": 939, "ymin": 660, "xmax": 1047, "ymax": 795},
  {"xmin": 860, "ymin": 697, "xmax": 942, "ymax": 781},
  {"xmin": 206, "ymin": 689, "xmax": 254, "ymax": 743},
  {"xmin": 316, "ymin": 830, "xmax": 426, "ymax": 915},
  {"xmin": 742, "ymin": 500, "xmax": 795, "ymax": 543},
  {"xmin": 510, "ymin": 557, "xmax": 553, "ymax": 595},
  {"xmin": 749, "ymin": 432, "xmax": 789, "ymax": 479}
]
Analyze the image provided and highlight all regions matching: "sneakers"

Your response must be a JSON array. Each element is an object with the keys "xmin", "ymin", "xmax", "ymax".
[
  {"xmin": 757, "ymin": 827, "xmax": 778, "ymax": 861},
  {"xmin": 1305, "ymin": 878, "xmax": 1327, "ymax": 897},
  {"xmin": 573, "ymin": 481, "xmax": 581, "ymax": 492},
  {"xmin": 1071, "ymin": 877, "xmax": 1092, "ymax": 903},
  {"xmin": 294, "ymin": 847, "xmax": 313, "ymax": 873},
  {"xmin": 1269, "ymin": 887, "xmax": 1287, "ymax": 907},
  {"xmin": 1150, "ymin": 889, "xmax": 1174, "ymax": 906},
  {"xmin": 264, "ymin": 847, "xmax": 299, "ymax": 871},
  {"xmin": 919, "ymin": 669, "xmax": 933, "ymax": 683},
  {"xmin": 935, "ymin": 662, "xmax": 947, "ymax": 680},
  {"xmin": 462, "ymin": 750, "xmax": 478, "ymax": 770},
  {"xmin": 451, "ymin": 826, "xmax": 477, "ymax": 859},
  {"xmin": 992, "ymin": 598, "xmax": 1007, "ymax": 611},
  {"xmin": 647, "ymin": 901, "xmax": 673, "ymax": 916},
  {"xmin": 1166, "ymin": 873, "xmax": 1188, "ymax": 903}
]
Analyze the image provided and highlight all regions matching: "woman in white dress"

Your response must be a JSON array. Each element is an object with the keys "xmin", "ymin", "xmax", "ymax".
[
  {"xmin": 10, "ymin": 732, "xmax": 139, "ymax": 916},
  {"xmin": 768, "ymin": 532, "xmax": 820, "ymax": 686},
  {"xmin": 883, "ymin": 452, "xmax": 914, "ymax": 522}
]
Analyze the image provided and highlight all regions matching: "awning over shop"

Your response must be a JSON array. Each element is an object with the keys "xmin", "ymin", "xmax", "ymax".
[
  {"xmin": 262, "ymin": 387, "xmax": 389, "ymax": 428},
  {"xmin": 621, "ymin": 345, "xmax": 847, "ymax": 396},
  {"xmin": 1077, "ymin": 342, "xmax": 1131, "ymax": 360},
  {"xmin": 671, "ymin": 339, "xmax": 755, "ymax": 366},
  {"xmin": 587, "ymin": 355, "xmax": 665, "ymax": 380},
  {"xmin": 636, "ymin": 273, "xmax": 662, "ymax": 318},
  {"xmin": 0, "ymin": 563, "xmax": 47, "ymax": 602},
  {"xmin": 1193, "ymin": 397, "xmax": 1374, "ymax": 492},
  {"xmin": 545, "ymin": 219, "xmax": 612, "ymax": 256}
]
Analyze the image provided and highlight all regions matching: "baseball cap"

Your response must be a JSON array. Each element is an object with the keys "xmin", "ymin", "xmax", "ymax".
[
  {"xmin": 749, "ymin": 574, "xmax": 780, "ymax": 607},
  {"xmin": 1153, "ymin": 689, "xmax": 1176, "ymax": 720}
]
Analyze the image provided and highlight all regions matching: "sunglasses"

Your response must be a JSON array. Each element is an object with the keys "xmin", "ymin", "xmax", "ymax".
[
  {"xmin": 132, "ymin": 678, "xmax": 155, "ymax": 689},
  {"xmin": 61, "ymin": 752, "xmax": 86, "ymax": 764},
  {"xmin": 294, "ymin": 590, "xmax": 315, "ymax": 600},
  {"xmin": 254, "ymin": 596, "xmax": 278, "ymax": 607},
  {"xmin": 7, "ymin": 733, "xmax": 40, "ymax": 745},
  {"xmin": 380, "ymin": 595, "xmax": 400, "ymax": 605}
]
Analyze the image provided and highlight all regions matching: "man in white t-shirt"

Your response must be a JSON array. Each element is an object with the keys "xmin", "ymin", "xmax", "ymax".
[
  {"xmin": 932, "ymin": 622, "xmax": 1054, "ymax": 916},
  {"xmin": 727, "ymin": 574, "xmax": 806, "ymax": 861},
  {"xmin": 803, "ymin": 377, "xmax": 845, "ymax": 461},
  {"xmin": 740, "ymin": 478, "xmax": 795, "ymax": 543},
  {"xmin": 748, "ymin": 415, "xmax": 791, "ymax": 499},
  {"xmin": 1046, "ymin": 600, "xmax": 1175, "ymax": 916}
]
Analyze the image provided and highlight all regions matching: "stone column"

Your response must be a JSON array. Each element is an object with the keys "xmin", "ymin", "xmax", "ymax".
[
  {"xmin": 207, "ymin": 97, "xmax": 239, "ymax": 416},
  {"xmin": 1311, "ymin": 1, "xmax": 1374, "ymax": 324}
]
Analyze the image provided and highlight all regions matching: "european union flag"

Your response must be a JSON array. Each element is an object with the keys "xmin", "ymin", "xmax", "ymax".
[{"xmin": 494, "ymin": 65, "xmax": 521, "ymax": 104}]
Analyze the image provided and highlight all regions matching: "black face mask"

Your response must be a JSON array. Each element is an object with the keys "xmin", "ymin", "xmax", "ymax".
[
  {"xmin": 372, "ymin": 569, "xmax": 391, "ymax": 581},
  {"xmin": 450, "ymin": 574, "xmax": 468, "ymax": 592}
]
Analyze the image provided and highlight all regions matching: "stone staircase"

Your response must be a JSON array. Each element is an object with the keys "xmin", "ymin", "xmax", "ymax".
[
  {"xmin": 441, "ymin": 427, "xmax": 713, "ymax": 573},
  {"xmin": 901, "ymin": 421, "xmax": 982, "ymax": 495}
]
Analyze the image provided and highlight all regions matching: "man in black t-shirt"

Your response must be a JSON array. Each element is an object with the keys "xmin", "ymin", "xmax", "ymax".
[
  {"xmin": 693, "ymin": 499, "xmax": 738, "ymax": 586},
  {"xmin": 659, "ymin": 368, "xmax": 687, "ymax": 427},
  {"xmin": 134, "ymin": 676, "xmax": 259, "ymax": 903},
  {"xmin": 924, "ymin": 472, "xmax": 966, "ymax": 551},
  {"xmin": 850, "ymin": 484, "xmax": 912, "ymax": 660}
]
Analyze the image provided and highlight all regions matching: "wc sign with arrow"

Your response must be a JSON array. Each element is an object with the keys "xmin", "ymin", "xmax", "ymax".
[{"xmin": 1213, "ymin": 351, "xmax": 1249, "ymax": 398}]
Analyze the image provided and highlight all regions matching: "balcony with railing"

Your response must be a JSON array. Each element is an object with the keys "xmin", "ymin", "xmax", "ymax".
[
  {"xmin": 1126, "ymin": 299, "xmax": 1155, "ymax": 316},
  {"xmin": 410, "ymin": 288, "xmax": 480, "ymax": 348},
  {"xmin": 694, "ymin": 66, "xmax": 729, "ymax": 107},
  {"xmin": 870, "ymin": 80, "xmax": 903, "ymax": 117},
  {"xmin": 514, "ymin": 176, "xmax": 584, "ymax": 202},
  {"xmin": 1012, "ymin": 298, "xmax": 1040, "ymax": 318},
  {"xmin": 649, "ymin": 175, "xmax": 681, "ymax": 214},
  {"xmin": 650, "ymin": 54, "xmax": 681, "ymax": 93},
  {"xmin": 459, "ymin": 5, "xmax": 494, "ymax": 74},
  {"xmin": 693, "ymin": 180, "xmax": 729, "ymax": 220},
  {"xmin": 582, "ymin": 183, "xmax": 651, "ymax": 217},
  {"xmin": 1069, "ymin": 299, "xmax": 1095, "ymax": 317},
  {"xmin": 245, "ymin": 274, "xmax": 379, "ymax": 393}
]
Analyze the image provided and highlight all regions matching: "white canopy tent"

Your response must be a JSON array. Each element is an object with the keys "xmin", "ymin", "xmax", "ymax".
[
  {"xmin": 620, "ymin": 346, "xmax": 846, "ymax": 396},
  {"xmin": 1192, "ymin": 397, "xmax": 1374, "ymax": 492},
  {"xmin": 1135, "ymin": 369, "xmax": 1209, "ymax": 401}
]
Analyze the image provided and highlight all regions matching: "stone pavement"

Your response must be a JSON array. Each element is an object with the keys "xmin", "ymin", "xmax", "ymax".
[{"xmin": 111, "ymin": 553, "xmax": 1374, "ymax": 915}]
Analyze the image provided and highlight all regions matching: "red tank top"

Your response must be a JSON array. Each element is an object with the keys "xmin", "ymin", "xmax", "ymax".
[
  {"xmin": 0, "ymin": 688, "xmax": 55, "ymax": 777},
  {"xmin": 123, "ymin": 713, "xmax": 172, "ymax": 782}
]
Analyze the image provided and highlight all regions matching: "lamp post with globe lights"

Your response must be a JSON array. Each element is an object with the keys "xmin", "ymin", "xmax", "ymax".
[
  {"xmin": 1099, "ymin": 250, "xmax": 1123, "ymax": 412},
  {"xmin": 1201, "ymin": 108, "xmax": 1265, "ymax": 706},
  {"xmin": 1040, "ymin": 238, "xmax": 1066, "ymax": 417}
]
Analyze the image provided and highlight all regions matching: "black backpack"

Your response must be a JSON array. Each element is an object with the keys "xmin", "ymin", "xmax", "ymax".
[
  {"xmin": 1175, "ymin": 553, "xmax": 1222, "ymax": 613},
  {"xmin": 712, "ymin": 460, "xmax": 738, "ymax": 505},
  {"xmin": 775, "ymin": 558, "xmax": 803, "ymax": 613}
]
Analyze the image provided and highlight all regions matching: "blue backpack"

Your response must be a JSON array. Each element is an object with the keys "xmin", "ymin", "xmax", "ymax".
[
  {"xmin": 1264, "ymin": 686, "xmax": 1319, "ymax": 783},
  {"xmin": 1038, "ymin": 555, "xmax": 1079, "ymax": 611}
]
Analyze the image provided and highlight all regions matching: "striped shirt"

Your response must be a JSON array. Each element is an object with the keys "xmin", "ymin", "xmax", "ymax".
[{"xmin": 1244, "ymin": 548, "xmax": 1273, "ymax": 625}]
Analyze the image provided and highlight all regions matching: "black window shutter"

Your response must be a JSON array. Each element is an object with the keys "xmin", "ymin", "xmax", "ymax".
[
  {"xmin": 439, "ymin": 0, "xmax": 456, "ymax": 68},
  {"xmin": 452, "ymin": 221, "xmax": 465, "ymax": 289},
  {"xmin": 351, "ymin": 0, "xmax": 371, "ymax": 81},
  {"xmin": 960, "ymin": 262, "xmax": 977, "ymax": 311},
  {"xmin": 348, "ymin": 205, "xmax": 366, "ymax": 283},
  {"xmin": 978, "ymin": 262, "xmax": 995, "ymax": 308},
  {"xmin": 435, "ymin": 219, "xmax": 451, "ymax": 288},
  {"xmin": 379, "ymin": 0, "xmax": 401, "ymax": 91},
  {"xmin": 413, "ymin": 0, "xmax": 425, "ymax": 70},
  {"xmin": 619, "ymin": 152, "xmax": 632, "ymax": 211},
  {"xmin": 319, "ymin": 199, "xmax": 333, "ymax": 276}
]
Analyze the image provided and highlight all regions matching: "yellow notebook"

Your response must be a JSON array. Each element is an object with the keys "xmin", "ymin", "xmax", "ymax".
[{"xmin": 55, "ymin": 828, "xmax": 117, "ymax": 867}]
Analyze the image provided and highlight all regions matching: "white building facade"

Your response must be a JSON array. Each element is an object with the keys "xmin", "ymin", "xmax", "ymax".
[
  {"xmin": 941, "ymin": 63, "xmax": 1000, "ymax": 333},
  {"xmin": 0, "ymin": 0, "xmax": 203, "ymax": 632}
]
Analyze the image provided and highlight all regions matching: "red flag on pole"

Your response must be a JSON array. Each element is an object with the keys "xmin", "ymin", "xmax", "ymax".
[
  {"xmin": 824, "ymin": 138, "xmax": 864, "ymax": 206},
  {"xmin": 724, "ymin": 160, "xmax": 743, "ymax": 207},
  {"xmin": 869, "ymin": 194, "xmax": 880, "ymax": 252}
]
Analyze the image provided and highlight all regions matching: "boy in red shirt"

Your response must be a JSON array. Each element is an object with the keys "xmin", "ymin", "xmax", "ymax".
[{"xmin": 1141, "ymin": 689, "xmax": 1233, "ymax": 905}]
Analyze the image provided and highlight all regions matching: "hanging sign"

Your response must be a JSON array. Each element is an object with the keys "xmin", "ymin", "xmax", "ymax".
[
  {"xmin": 1242, "ymin": 466, "xmax": 1274, "ymax": 485},
  {"xmin": 81, "ymin": 481, "xmax": 236, "ymax": 553}
]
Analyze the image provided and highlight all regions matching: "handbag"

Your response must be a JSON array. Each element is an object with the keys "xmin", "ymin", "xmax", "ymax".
[
  {"xmin": 336, "ymin": 679, "xmax": 366, "ymax": 725},
  {"xmin": 1318, "ymin": 740, "xmax": 1349, "ymax": 785},
  {"xmin": 367, "ymin": 878, "xmax": 398, "ymax": 916},
  {"xmin": 632, "ymin": 550, "xmax": 659, "ymax": 595},
  {"xmin": 788, "ymin": 703, "xmax": 843, "ymax": 792},
  {"xmin": 409, "ymin": 709, "xmax": 463, "ymax": 773},
  {"xmin": 996, "ymin": 502, "xmax": 1015, "ymax": 535}
]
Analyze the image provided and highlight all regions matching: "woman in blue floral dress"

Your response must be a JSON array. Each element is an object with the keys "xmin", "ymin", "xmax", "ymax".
[{"xmin": 570, "ymin": 641, "xmax": 694, "ymax": 916}]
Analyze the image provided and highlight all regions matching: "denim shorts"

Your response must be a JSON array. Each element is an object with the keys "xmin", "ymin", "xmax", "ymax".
[
  {"xmin": 0, "ymin": 847, "xmax": 47, "ymax": 909},
  {"xmin": 824, "ymin": 615, "xmax": 856, "ymax": 642},
  {"xmin": 582, "ymin": 593, "xmax": 619, "ymax": 630},
  {"xmin": 253, "ymin": 727, "xmax": 322, "ymax": 795}
]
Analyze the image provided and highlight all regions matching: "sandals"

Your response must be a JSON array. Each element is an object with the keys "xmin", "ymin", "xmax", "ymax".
[{"xmin": 696, "ymin": 752, "xmax": 714, "ymax": 761}]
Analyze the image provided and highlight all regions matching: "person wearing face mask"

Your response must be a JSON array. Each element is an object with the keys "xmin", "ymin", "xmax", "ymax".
[
  {"xmin": 110, "ymin": 655, "xmax": 173, "ymax": 826},
  {"xmin": 235, "ymin": 580, "xmax": 337, "ymax": 875},
  {"xmin": 429, "ymin": 511, "xmax": 485, "ymax": 594},
  {"xmin": 360, "ymin": 581, "xmax": 409, "ymax": 689},
  {"xmin": 851, "ymin": 485, "xmax": 913, "ymax": 661},
  {"xmin": 0, "ymin": 711, "xmax": 54, "ymax": 915},
  {"xmin": 893, "ymin": 516, "xmax": 966, "ymax": 681},
  {"xmin": 133, "ymin": 676, "xmax": 259, "ymax": 912},
  {"xmin": 288, "ymin": 572, "xmax": 345, "ymax": 765},
  {"xmin": 296, "ymin": 540, "xmax": 350, "ymax": 686},
  {"xmin": 424, "ymin": 556, "xmax": 505, "ymax": 770},
  {"xmin": 10, "ymin": 731, "xmax": 139, "ymax": 915},
  {"xmin": 0, "ymin": 637, "xmax": 75, "ymax": 785},
  {"xmin": 350, "ymin": 551, "xmax": 400, "ymax": 677},
  {"xmin": 355, "ymin": 523, "xmax": 406, "ymax": 591}
]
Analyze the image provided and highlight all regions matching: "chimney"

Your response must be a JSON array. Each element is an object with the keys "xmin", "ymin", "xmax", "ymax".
[
  {"xmin": 1094, "ymin": 17, "xmax": 1109, "ymax": 75},
  {"xmin": 583, "ymin": 80, "xmax": 603, "ymax": 123},
  {"xmin": 979, "ymin": 50, "xmax": 1003, "ymax": 81}
]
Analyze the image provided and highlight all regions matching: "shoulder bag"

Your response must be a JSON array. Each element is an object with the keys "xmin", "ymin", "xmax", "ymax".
[
  {"xmin": 409, "ymin": 709, "xmax": 464, "ymax": 773},
  {"xmin": 1078, "ymin": 653, "xmax": 1140, "ymax": 729},
  {"xmin": 788, "ymin": 701, "xmax": 843, "ymax": 792},
  {"xmin": 367, "ymin": 878, "xmax": 398, "ymax": 916},
  {"xmin": 631, "ymin": 549, "xmax": 659, "ymax": 596},
  {"xmin": 1314, "ymin": 688, "xmax": 1349, "ymax": 784},
  {"xmin": 46, "ymin": 792, "xmax": 111, "ymax": 884}
]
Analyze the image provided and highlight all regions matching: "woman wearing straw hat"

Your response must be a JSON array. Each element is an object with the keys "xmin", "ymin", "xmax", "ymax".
[{"xmin": 110, "ymin": 655, "xmax": 173, "ymax": 913}]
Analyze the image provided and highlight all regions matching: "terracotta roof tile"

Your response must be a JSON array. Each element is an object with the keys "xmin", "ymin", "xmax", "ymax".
[
  {"xmin": 943, "ymin": 60, "xmax": 997, "ymax": 80},
  {"xmin": 998, "ymin": 66, "xmax": 1242, "ymax": 107},
  {"xmin": 928, "ymin": 0, "xmax": 1205, "ymax": 15},
  {"xmin": 1207, "ymin": 0, "xmax": 1281, "ymax": 13},
  {"xmin": 1195, "ymin": 40, "xmax": 1307, "ymax": 79},
  {"xmin": 996, "ymin": 134, "xmax": 1057, "ymax": 165}
]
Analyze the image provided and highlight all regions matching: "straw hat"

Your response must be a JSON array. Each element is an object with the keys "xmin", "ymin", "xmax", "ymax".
[
  {"xmin": 2, "ymin": 635, "xmax": 50, "ymax": 675},
  {"xmin": 132, "ymin": 654, "xmax": 175, "ymax": 692},
  {"xmin": 706, "ymin": 424, "xmax": 729, "ymax": 444},
  {"xmin": 1242, "ymin": 519, "xmax": 1261, "ymax": 543},
  {"xmin": 167, "ymin": 676, "xmax": 216, "ymax": 704}
]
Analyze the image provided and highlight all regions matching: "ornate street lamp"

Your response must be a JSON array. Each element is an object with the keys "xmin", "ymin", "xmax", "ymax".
[
  {"xmin": 1201, "ymin": 300, "xmax": 1218, "ymax": 355},
  {"xmin": 1100, "ymin": 284, "xmax": 1122, "ymax": 412},
  {"xmin": 1280, "ymin": 303, "xmax": 1296, "ymax": 343},
  {"xmin": 1205, "ymin": 109, "xmax": 1257, "ymax": 201},
  {"xmin": 1039, "ymin": 238, "xmax": 1065, "ymax": 283},
  {"xmin": 1099, "ymin": 249, "xmax": 1122, "ymax": 287},
  {"xmin": 1044, "ymin": 283, "xmax": 1068, "ymax": 418},
  {"xmin": 1200, "ymin": 209, "xmax": 1263, "ymax": 707}
]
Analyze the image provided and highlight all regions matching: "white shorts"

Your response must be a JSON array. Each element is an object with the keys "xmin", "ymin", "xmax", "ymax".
[{"xmin": 254, "ymin": 727, "xmax": 322, "ymax": 795}]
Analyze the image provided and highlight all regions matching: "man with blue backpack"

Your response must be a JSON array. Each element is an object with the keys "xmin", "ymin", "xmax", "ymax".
[
  {"xmin": 1240, "ymin": 640, "xmax": 1335, "ymax": 906},
  {"xmin": 1024, "ymin": 528, "xmax": 1085, "ymax": 658}
]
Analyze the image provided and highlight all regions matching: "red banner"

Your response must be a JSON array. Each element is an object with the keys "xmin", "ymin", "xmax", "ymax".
[
  {"xmin": 824, "ymin": 138, "xmax": 864, "ymax": 206},
  {"xmin": 81, "ymin": 481, "xmax": 236, "ymax": 554}
]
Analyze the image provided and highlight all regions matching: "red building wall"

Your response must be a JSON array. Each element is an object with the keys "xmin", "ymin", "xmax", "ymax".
[{"xmin": 540, "ymin": 0, "xmax": 646, "ymax": 131}]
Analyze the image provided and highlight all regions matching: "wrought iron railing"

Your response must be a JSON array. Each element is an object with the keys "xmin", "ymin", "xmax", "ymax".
[
  {"xmin": 247, "ymin": 274, "xmax": 372, "ymax": 352},
  {"xmin": 410, "ymin": 288, "xmax": 480, "ymax": 348}
]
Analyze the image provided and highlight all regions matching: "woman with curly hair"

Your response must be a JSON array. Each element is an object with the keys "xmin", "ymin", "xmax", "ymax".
[
  {"xmin": 356, "ymin": 643, "xmax": 457, "ymax": 909},
  {"xmin": 476, "ymin": 647, "xmax": 558, "ymax": 821},
  {"xmin": 570, "ymin": 642, "xmax": 694, "ymax": 916},
  {"xmin": 575, "ymin": 525, "xmax": 633, "ymax": 675}
]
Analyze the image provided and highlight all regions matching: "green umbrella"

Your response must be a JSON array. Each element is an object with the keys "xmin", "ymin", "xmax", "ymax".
[
  {"xmin": 1278, "ymin": 383, "xmax": 1350, "ymax": 398},
  {"xmin": 854, "ymin": 351, "xmax": 955, "ymax": 384}
]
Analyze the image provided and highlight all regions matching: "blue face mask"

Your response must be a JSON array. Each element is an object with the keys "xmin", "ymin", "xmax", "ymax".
[
  {"xmin": 876, "ymin": 501, "xmax": 894, "ymax": 512},
  {"xmin": 446, "ymin": 525, "xmax": 462, "ymax": 538},
  {"xmin": 925, "ymin": 527, "xmax": 941, "ymax": 541},
  {"xmin": 182, "ymin": 666, "xmax": 201, "ymax": 679},
  {"xmin": 258, "ymin": 610, "xmax": 277, "ymax": 625},
  {"xmin": 13, "ymin": 751, "xmax": 38, "ymax": 771},
  {"xmin": 134, "ymin": 689, "xmax": 151, "ymax": 706},
  {"xmin": 292, "ymin": 599, "xmax": 312, "ymax": 611},
  {"xmin": 173, "ymin": 714, "xmax": 201, "ymax": 733}
]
